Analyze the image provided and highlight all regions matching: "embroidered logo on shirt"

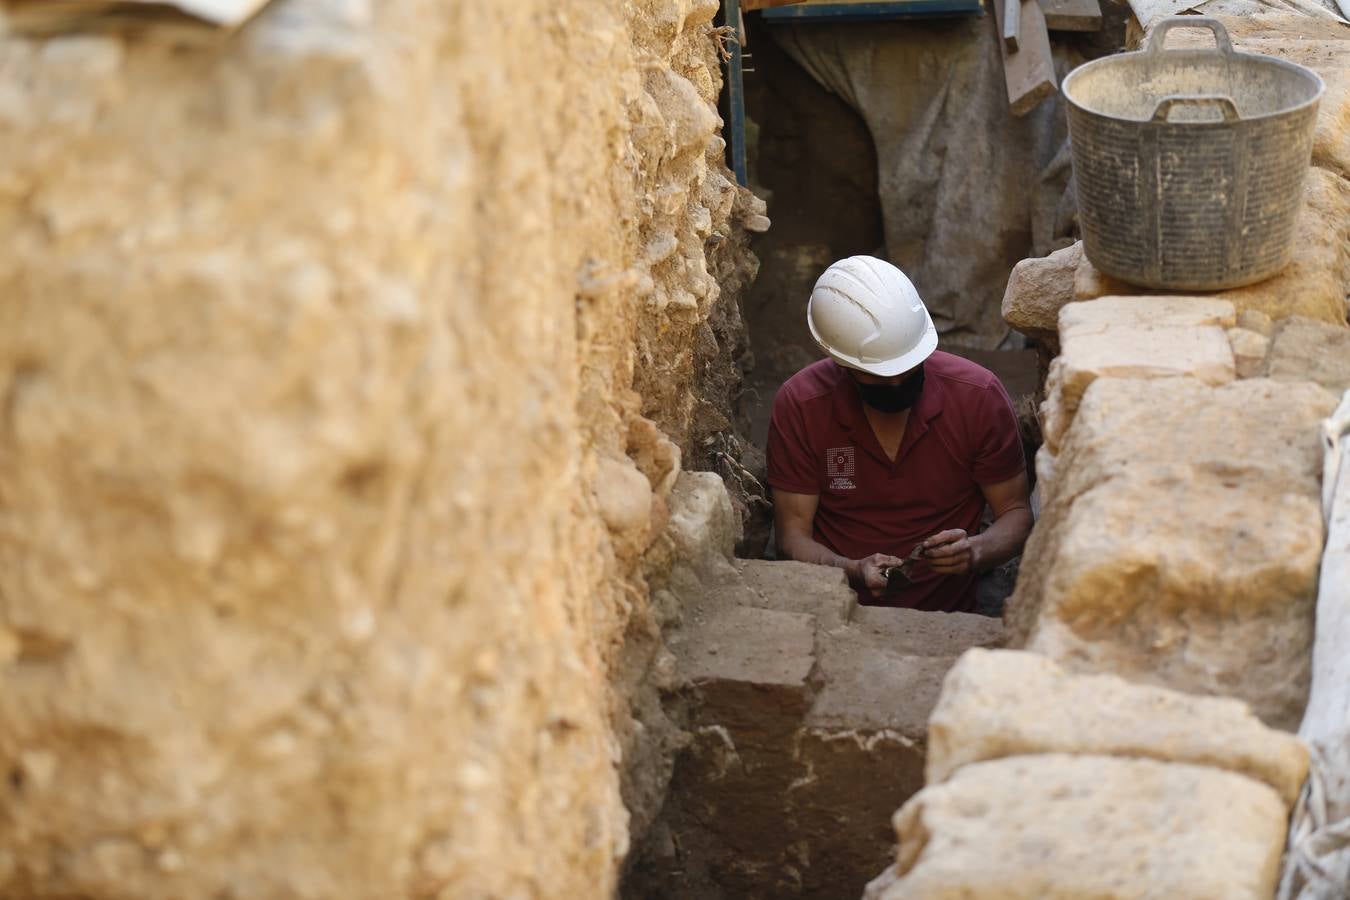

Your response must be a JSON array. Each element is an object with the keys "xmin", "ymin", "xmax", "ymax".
[
  {"xmin": 826, "ymin": 446, "xmax": 856, "ymax": 490},
  {"xmin": 826, "ymin": 446, "xmax": 855, "ymax": 476}
]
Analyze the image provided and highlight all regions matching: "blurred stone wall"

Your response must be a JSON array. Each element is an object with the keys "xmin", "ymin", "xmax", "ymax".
[{"xmin": 0, "ymin": 1, "xmax": 759, "ymax": 896}]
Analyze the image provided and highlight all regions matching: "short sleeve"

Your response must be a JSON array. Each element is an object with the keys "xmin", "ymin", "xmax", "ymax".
[
  {"xmin": 766, "ymin": 385, "xmax": 820, "ymax": 495},
  {"xmin": 971, "ymin": 378, "xmax": 1026, "ymax": 485}
]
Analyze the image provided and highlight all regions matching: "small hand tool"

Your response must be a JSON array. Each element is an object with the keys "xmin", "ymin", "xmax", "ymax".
[{"xmin": 882, "ymin": 542, "xmax": 928, "ymax": 595}]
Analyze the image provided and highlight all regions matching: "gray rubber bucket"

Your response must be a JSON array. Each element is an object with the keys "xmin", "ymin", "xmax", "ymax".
[{"xmin": 1062, "ymin": 17, "xmax": 1324, "ymax": 291}]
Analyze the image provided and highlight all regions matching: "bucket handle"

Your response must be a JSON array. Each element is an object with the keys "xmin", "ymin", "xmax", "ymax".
[
  {"xmin": 1151, "ymin": 94, "xmax": 1242, "ymax": 122},
  {"xmin": 1146, "ymin": 16, "xmax": 1234, "ymax": 56}
]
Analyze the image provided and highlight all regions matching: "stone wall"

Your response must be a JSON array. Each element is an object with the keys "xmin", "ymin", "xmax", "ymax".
[
  {"xmin": 0, "ymin": 1, "xmax": 760, "ymax": 896},
  {"xmin": 873, "ymin": 9, "xmax": 1350, "ymax": 897}
]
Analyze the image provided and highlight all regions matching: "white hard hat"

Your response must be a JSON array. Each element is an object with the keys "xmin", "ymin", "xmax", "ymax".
[{"xmin": 807, "ymin": 256, "xmax": 937, "ymax": 377}]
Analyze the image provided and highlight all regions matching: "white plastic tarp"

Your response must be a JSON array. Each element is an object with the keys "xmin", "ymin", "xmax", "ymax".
[
  {"xmin": 771, "ymin": 20, "xmax": 1080, "ymax": 348},
  {"xmin": 3, "ymin": 0, "xmax": 273, "ymax": 28},
  {"xmin": 1129, "ymin": 0, "xmax": 1348, "ymax": 31},
  {"xmin": 1280, "ymin": 391, "xmax": 1350, "ymax": 900}
]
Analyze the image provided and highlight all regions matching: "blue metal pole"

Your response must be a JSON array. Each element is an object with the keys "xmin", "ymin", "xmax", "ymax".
[{"xmin": 724, "ymin": 0, "xmax": 749, "ymax": 187}]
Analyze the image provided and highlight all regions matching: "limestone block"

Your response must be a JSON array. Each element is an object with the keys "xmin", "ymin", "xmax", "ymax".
[
  {"xmin": 678, "ymin": 604, "xmax": 815, "ymax": 697},
  {"xmin": 1059, "ymin": 295, "xmax": 1237, "ymax": 332},
  {"xmin": 736, "ymin": 558, "xmax": 857, "ymax": 631},
  {"xmin": 1008, "ymin": 377, "xmax": 1335, "ymax": 697},
  {"xmin": 926, "ymin": 649, "xmax": 1310, "ymax": 806},
  {"xmin": 1024, "ymin": 472, "xmax": 1322, "ymax": 730},
  {"xmin": 1052, "ymin": 377, "xmax": 1335, "ymax": 506},
  {"xmin": 844, "ymin": 605, "xmax": 1004, "ymax": 657},
  {"xmin": 593, "ymin": 454, "xmax": 654, "ymax": 541},
  {"xmin": 1238, "ymin": 308, "xmax": 1274, "ymax": 336},
  {"xmin": 1227, "ymin": 327, "xmax": 1270, "ymax": 379},
  {"xmin": 675, "ymin": 603, "xmax": 815, "ymax": 761},
  {"xmin": 1040, "ymin": 297, "xmax": 1236, "ymax": 450},
  {"xmin": 882, "ymin": 755, "xmax": 1288, "ymax": 900},
  {"xmin": 808, "ymin": 607, "xmax": 1002, "ymax": 737},
  {"xmin": 1000, "ymin": 242, "xmax": 1081, "ymax": 344},
  {"xmin": 665, "ymin": 471, "xmax": 740, "ymax": 569},
  {"xmin": 1073, "ymin": 169, "xmax": 1350, "ymax": 327},
  {"xmin": 1264, "ymin": 316, "xmax": 1350, "ymax": 395}
]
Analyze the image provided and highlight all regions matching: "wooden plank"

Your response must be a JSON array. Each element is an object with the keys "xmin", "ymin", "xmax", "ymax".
[
  {"xmin": 991, "ymin": 0, "xmax": 1057, "ymax": 117},
  {"xmin": 1003, "ymin": 0, "xmax": 1020, "ymax": 50},
  {"xmin": 1038, "ymin": 0, "xmax": 1102, "ymax": 31},
  {"xmin": 742, "ymin": 0, "xmax": 806, "ymax": 10},
  {"xmin": 760, "ymin": 0, "xmax": 986, "ymax": 21}
]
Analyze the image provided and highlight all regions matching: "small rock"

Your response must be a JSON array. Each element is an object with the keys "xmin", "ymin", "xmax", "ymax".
[
  {"xmin": 742, "ymin": 214, "xmax": 770, "ymax": 233},
  {"xmin": 1263, "ymin": 316, "xmax": 1350, "ymax": 394},
  {"xmin": 1227, "ymin": 327, "xmax": 1270, "ymax": 379},
  {"xmin": 592, "ymin": 455, "xmax": 653, "ymax": 538},
  {"xmin": 1000, "ymin": 242, "xmax": 1081, "ymax": 344}
]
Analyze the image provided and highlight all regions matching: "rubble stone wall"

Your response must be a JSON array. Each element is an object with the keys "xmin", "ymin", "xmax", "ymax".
[{"xmin": 0, "ymin": 1, "xmax": 760, "ymax": 897}]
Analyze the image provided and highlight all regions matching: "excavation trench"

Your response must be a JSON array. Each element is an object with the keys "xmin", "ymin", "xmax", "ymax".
[
  {"xmin": 1, "ymin": 1, "xmax": 1343, "ymax": 897},
  {"xmin": 622, "ymin": 10, "xmax": 1131, "ymax": 897},
  {"xmin": 622, "ymin": 1, "xmax": 1350, "ymax": 892}
]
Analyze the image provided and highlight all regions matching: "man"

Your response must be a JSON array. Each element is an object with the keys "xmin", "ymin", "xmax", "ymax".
[{"xmin": 766, "ymin": 255, "xmax": 1032, "ymax": 612}]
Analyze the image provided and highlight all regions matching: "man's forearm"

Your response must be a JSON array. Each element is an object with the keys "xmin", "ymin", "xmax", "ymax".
[
  {"xmin": 972, "ymin": 507, "xmax": 1033, "ymax": 573},
  {"xmin": 777, "ymin": 531, "xmax": 859, "ymax": 583}
]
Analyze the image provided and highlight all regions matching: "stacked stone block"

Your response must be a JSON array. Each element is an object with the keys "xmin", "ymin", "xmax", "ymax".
[
  {"xmin": 871, "ymin": 651, "xmax": 1308, "ymax": 900},
  {"xmin": 919, "ymin": 11, "xmax": 1350, "ymax": 900}
]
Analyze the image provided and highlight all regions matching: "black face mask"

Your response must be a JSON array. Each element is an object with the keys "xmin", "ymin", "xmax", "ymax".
[{"xmin": 855, "ymin": 365, "xmax": 925, "ymax": 413}]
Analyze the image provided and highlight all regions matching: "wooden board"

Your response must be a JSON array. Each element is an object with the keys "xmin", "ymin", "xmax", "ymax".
[
  {"xmin": 1003, "ymin": 0, "xmax": 1021, "ymax": 50},
  {"xmin": 991, "ymin": 0, "xmax": 1057, "ymax": 117},
  {"xmin": 1039, "ymin": 0, "xmax": 1102, "ymax": 31},
  {"xmin": 758, "ymin": 0, "xmax": 985, "ymax": 18}
]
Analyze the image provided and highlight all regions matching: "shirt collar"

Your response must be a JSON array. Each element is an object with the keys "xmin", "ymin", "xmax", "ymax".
[{"xmin": 829, "ymin": 360, "xmax": 945, "ymax": 432}]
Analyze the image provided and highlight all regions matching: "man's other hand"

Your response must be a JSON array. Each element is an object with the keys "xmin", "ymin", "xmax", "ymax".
[
  {"xmin": 921, "ymin": 529, "xmax": 976, "ymax": 576},
  {"xmin": 852, "ymin": 553, "xmax": 906, "ymax": 600}
]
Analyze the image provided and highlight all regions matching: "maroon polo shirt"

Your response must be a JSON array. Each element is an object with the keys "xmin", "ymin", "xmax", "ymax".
[{"xmin": 766, "ymin": 352, "xmax": 1025, "ymax": 612}]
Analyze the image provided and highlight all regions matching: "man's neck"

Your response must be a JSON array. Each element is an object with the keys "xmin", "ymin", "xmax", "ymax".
[{"xmin": 863, "ymin": 406, "xmax": 910, "ymax": 462}]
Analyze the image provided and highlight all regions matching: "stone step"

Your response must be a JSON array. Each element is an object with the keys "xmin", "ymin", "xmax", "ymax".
[{"xmin": 647, "ymin": 550, "xmax": 1005, "ymax": 899}]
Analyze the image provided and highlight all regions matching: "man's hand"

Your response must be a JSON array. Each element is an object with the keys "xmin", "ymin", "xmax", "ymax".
[
  {"xmin": 850, "ymin": 552, "xmax": 906, "ymax": 600},
  {"xmin": 921, "ymin": 529, "xmax": 978, "ymax": 576}
]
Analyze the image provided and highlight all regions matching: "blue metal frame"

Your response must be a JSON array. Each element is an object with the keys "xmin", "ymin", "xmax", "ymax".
[
  {"xmin": 760, "ymin": 0, "xmax": 985, "ymax": 21},
  {"xmin": 725, "ymin": 0, "xmax": 749, "ymax": 186}
]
